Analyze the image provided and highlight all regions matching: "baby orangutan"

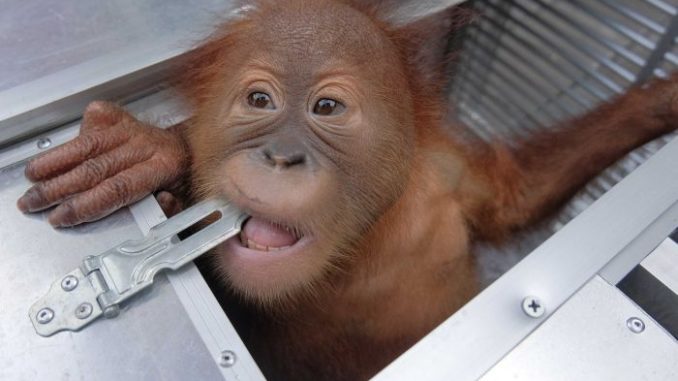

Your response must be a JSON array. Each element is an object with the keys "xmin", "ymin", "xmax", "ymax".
[{"xmin": 17, "ymin": 0, "xmax": 678, "ymax": 379}]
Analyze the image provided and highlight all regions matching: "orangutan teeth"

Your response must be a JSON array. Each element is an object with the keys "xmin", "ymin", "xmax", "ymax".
[{"xmin": 245, "ymin": 239, "xmax": 290, "ymax": 252}]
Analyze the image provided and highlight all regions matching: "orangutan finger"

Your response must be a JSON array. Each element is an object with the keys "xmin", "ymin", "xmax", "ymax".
[
  {"xmin": 156, "ymin": 191, "xmax": 184, "ymax": 217},
  {"xmin": 47, "ymin": 164, "xmax": 163, "ymax": 227},
  {"xmin": 24, "ymin": 128, "xmax": 130, "ymax": 182},
  {"xmin": 17, "ymin": 144, "xmax": 153, "ymax": 213},
  {"xmin": 80, "ymin": 101, "xmax": 127, "ymax": 132}
]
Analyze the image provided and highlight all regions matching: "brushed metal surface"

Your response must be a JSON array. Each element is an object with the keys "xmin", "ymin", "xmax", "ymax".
[
  {"xmin": 0, "ymin": 0, "xmax": 238, "ymax": 146},
  {"xmin": 0, "ymin": 162, "xmax": 224, "ymax": 380},
  {"xmin": 481, "ymin": 276, "xmax": 678, "ymax": 381}
]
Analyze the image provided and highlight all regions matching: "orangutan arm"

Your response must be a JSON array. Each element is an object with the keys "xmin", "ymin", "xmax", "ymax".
[{"xmin": 462, "ymin": 75, "xmax": 678, "ymax": 242}]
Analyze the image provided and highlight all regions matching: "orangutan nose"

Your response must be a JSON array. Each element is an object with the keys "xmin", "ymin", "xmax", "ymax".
[{"xmin": 262, "ymin": 147, "xmax": 306, "ymax": 169}]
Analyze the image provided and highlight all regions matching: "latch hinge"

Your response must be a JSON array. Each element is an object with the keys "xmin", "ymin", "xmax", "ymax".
[{"xmin": 29, "ymin": 198, "xmax": 247, "ymax": 337}]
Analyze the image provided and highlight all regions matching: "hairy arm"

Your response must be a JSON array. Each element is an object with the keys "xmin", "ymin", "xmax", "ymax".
[
  {"xmin": 461, "ymin": 75, "xmax": 678, "ymax": 242},
  {"xmin": 17, "ymin": 101, "xmax": 190, "ymax": 227}
]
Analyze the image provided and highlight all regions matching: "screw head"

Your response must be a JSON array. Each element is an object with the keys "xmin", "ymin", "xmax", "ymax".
[
  {"xmin": 61, "ymin": 275, "xmax": 79, "ymax": 291},
  {"xmin": 36, "ymin": 308, "xmax": 54, "ymax": 324},
  {"xmin": 37, "ymin": 138, "xmax": 52, "ymax": 149},
  {"xmin": 626, "ymin": 317, "xmax": 645, "ymax": 334},
  {"xmin": 75, "ymin": 303, "xmax": 93, "ymax": 319},
  {"xmin": 219, "ymin": 350, "xmax": 237, "ymax": 368},
  {"xmin": 521, "ymin": 296, "xmax": 545, "ymax": 318}
]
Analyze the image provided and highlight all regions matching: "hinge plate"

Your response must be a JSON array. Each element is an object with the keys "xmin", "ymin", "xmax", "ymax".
[{"xmin": 29, "ymin": 198, "xmax": 247, "ymax": 337}]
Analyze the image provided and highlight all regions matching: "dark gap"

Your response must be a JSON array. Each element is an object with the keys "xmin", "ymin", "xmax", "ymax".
[
  {"xmin": 176, "ymin": 211, "xmax": 222, "ymax": 241},
  {"xmin": 617, "ymin": 265, "xmax": 678, "ymax": 339}
]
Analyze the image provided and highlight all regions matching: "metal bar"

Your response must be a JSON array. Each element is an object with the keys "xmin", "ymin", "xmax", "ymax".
[
  {"xmin": 464, "ymin": 27, "xmax": 580, "ymax": 118},
  {"xmin": 635, "ymin": 12, "xmax": 678, "ymax": 83},
  {"xmin": 468, "ymin": 26, "xmax": 591, "ymax": 111},
  {"xmin": 476, "ymin": 6, "xmax": 612, "ymax": 100},
  {"xmin": 457, "ymin": 68, "xmax": 545, "ymax": 131},
  {"xmin": 455, "ymin": 96, "xmax": 510, "ymax": 140},
  {"xmin": 652, "ymin": 69, "xmax": 668, "ymax": 78},
  {"xmin": 598, "ymin": 0, "xmax": 666, "ymax": 34},
  {"xmin": 508, "ymin": 0, "xmax": 637, "ymax": 83},
  {"xmin": 459, "ymin": 62, "xmax": 548, "ymax": 129},
  {"xmin": 570, "ymin": 0, "xmax": 657, "ymax": 50},
  {"xmin": 458, "ymin": 111, "xmax": 496, "ymax": 142},
  {"xmin": 533, "ymin": 0, "xmax": 646, "ymax": 68},
  {"xmin": 664, "ymin": 51, "xmax": 678, "ymax": 65},
  {"xmin": 644, "ymin": 0, "xmax": 677, "ymax": 16},
  {"xmin": 467, "ymin": 0, "xmax": 517, "ymax": 96},
  {"xmin": 455, "ymin": 82, "xmax": 527, "ymax": 139},
  {"xmin": 485, "ymin": 1, "xmax": 627, "ymax": 93},
  {"xmin": 453, "ymin": 73, "xmax": 526, "ymax": 139},
  {"xmin": 0, "ymin": 49, "xmax": 176, "ymax": 148}
]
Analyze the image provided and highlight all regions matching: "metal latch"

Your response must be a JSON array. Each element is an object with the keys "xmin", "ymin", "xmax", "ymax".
[{"xmin": 29, "ymin": 198, "xmax": 247, "ymax": 337}]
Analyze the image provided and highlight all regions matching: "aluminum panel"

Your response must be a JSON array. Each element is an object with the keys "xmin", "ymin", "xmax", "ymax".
[
  {"xmin": 0, "ymin": 162, "xmax": 225, "ymax": 381},
  {"xmin": 0, "ymin": 0, "xmax": 239, "ymax": 146},
  {"xmin": 0, "ymin": 0, "xmax": 235, "ymax": 92},
  {"xmin": 481, "ymin": 276, "xmax": 678, "ymax": 381}
]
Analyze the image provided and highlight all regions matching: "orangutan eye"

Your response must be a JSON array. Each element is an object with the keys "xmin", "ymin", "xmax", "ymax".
[
  {"xmin": 313, "ymin": 98, "xmax": 345, "ymax": 116},
  {"xmin": 248, "ymin": 92, "xmax": 275, "ymax": 110}
]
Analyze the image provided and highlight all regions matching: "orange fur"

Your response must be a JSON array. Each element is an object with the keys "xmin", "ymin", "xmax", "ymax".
[{"xmin": 176, "ymin": 1, "xmax": 678, "ymax": 379}]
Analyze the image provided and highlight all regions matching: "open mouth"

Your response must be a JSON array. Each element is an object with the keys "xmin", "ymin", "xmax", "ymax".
[
  {"xmin": 239, "ymin": 217, "xmax": 303, "ymax": 252},
  {"xmin": 224, "ymin": 215, "xmax": 313, "ymax": 259},
  {"xmin": 220, "ymin": 213, "xmax": 322, "ymax": 295}
]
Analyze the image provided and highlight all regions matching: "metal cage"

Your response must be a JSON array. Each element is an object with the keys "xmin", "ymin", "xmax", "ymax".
[{"xmin": 450, "ymin": 0, "xmax": 678, "ymax": 282}]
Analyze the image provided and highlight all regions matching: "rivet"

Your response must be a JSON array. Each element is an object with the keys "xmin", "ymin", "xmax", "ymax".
[
  {"xmin": 75, "ymin": 303, "xmax": 93, "ymax": 319},
  {"xmin": 37, "ymin": 138, "xmax": 52, "ymax": 149},
  {"xmin": 521, "ymin": 296, "xmax": 545, "ymax": 318},
  {"xmin": 626, "ymin": 317, "xmax": 645, "ymax": 334},
  {"xmin": 103, "ymin": 305, "xmax": 120, "ymax": 319},
  {"xmin": 219, "ymin": 350, "xmax": 237, "ymax": 368},
  {"xmin": 61, "ymin": 275, "xmax": 79, "ymax": 291},
  {"xmin": 36, "ymin": 308, "xmax": 54, "ymax": 324}
]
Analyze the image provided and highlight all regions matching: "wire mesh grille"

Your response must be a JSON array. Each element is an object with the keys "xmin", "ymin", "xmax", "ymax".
[
  {"xmin": 454, "ymin": 0, "xmax": 678, "ymax": 225},
  {"xmin": 452, "ymin": 0, "xmax": 678, "ymax": 281}
]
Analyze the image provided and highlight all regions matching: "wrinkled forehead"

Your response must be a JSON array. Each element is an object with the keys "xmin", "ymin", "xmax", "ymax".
[{"xmin": 242, "ymin": 0, "xmax": 394, "ymax": 76}]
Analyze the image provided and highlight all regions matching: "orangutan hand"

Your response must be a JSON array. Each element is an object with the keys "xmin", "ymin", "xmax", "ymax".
[{"xmin": 17, "ymin": 101, "xmax": 189, "ymax": 227}]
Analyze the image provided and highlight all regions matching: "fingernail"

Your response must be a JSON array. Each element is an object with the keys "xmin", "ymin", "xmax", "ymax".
[
  {"xmin": 24, "ymin": 163, "xmax": 39, "ymax": 181},
  {"xmin": 86, "ymin": 101, "xmax": 106, "ymax": 113},
  {"xmin": 48, "ymin": 204, "xmax": 77, "ymax": 228},
  {"xmin": 17, "ymin": 195, "xmax": 29, "ymax": 213},
  {"xmin": 18, "ymin": 187, "xmax": 40, "ymax": 212}
]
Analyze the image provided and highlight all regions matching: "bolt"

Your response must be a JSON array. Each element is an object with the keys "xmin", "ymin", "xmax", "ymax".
[
  {"xmin": 626, "ymin": 317, "xmax": 645, "ymax": 334},
  {"xmin": 75, "ymin": 303, "xmax": 93, "ymax": 319},
  {"xmin": 36, "ymin": 308, "xmax": 54, "ymax": 324},
  {"xmin": 219, "ymin": 350, "xmax": 237, "ymax": 368},
  {"xmin": 37, "ymin": 138, "xmax": 52, "ymax": 149},
  {"xmin": 61, "ymin": 275, "xmax": 79, "ymax": 291},
  {"xmin": 521, "ymin": 296, "xmax": 545, "ymax": 318}
]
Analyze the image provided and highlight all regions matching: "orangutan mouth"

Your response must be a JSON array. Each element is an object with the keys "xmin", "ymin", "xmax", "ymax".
[{"xmin": 238, "ymin": 217, "xmax": 304, "ymax": 252}]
